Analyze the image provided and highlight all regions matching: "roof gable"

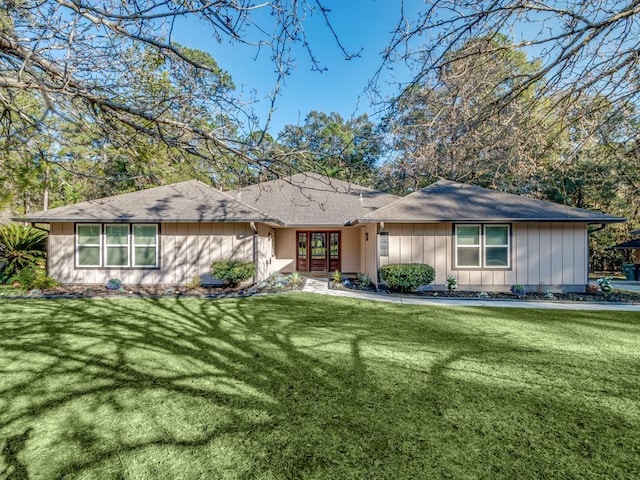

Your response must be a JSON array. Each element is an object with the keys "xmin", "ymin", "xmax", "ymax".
[
  {"xmin": 356, "ymin": 180, "xmax": 624, "ymax": 224},
  {"xmin": 235, "ymin": 172, "xmax": 399, "ymax": 226},
  {"xmin": 17, "ymin": 180, "xmax": 274, "ymax": 223}
]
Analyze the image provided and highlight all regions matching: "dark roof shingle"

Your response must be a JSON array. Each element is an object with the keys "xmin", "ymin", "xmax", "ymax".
[
  {"xmin": 353, "ymin": 180, "xmax": 624, "ymax": 224},
  {"xmin": 234, "ymin": 172, "xmax": 399, "ymax": 226},
  {"xmin": 16, "ymin": 180, "xmax": 275, "ymax": 223}
]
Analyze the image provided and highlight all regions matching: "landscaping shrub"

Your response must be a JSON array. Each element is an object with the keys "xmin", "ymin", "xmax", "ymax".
[
  {"xmin": 286, "ymin": 272, "xmax": 304, "ymax": 287},
  {"xmin": 0, "ymin": 223, "xmax": 48, "ymax": 283},
  {"xmin": 378, "ymin": 263, "xmax": 435, "ymax": 293},
  {"xmin": 14, "ymin": 266, "xmax": 59, "ymax": 290},
  {"xmin": 510, "ymin": 284, "xmax": 526, "ymax": 297},
  {"xmin": 211, "ymin": 260, "xmax": 256, "ymax": 286},
  {"xmin": 187, "ymin": 275, "xmax": 202, "ymax": 289},
  {"xmin": 106, "ymin": 278, "xmax": 123, "ymax": 291}
]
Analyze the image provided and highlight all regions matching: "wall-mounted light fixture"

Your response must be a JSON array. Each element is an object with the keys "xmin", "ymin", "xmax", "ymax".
[{"xmin": 365, "ymin": 232, "xmax": 369, "ymax": 241}]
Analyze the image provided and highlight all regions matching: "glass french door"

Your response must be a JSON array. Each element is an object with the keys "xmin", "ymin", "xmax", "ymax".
[{"xmin": 297, "ymin": 231, "xmax": 341, "ymax": 272}]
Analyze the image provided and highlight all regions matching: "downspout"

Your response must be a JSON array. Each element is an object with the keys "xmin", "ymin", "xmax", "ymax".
[
  {"xmin": 250, "ymin": 222, "xmax": 258, "ymax": 284},
  {"xmin": 30, "ymin": 223, "xmax": 49, "ymax": 233},
  {"xmin": 587, "ymin": 224, "xmax": 606, "ymax": 234}
]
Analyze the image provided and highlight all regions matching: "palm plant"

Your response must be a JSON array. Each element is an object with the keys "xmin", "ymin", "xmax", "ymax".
[{"xmin": 0, "ymin": 223, "xmax": 48, "ymax": 283}]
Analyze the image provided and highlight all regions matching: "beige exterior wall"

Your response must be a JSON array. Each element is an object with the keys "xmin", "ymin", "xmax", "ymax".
[
  {"xmin": 272, "ymin": 227, "xmax": 364, "ymax": 274},
  {"xmin": 363, "ymin": 223, "xmax": 379, "ymax": 284},
  {"xmin": 342, "ymin": 227, "xmax": 362, "ymax": 273},
  {"xmin": 379, "ymin": 222, "xmax": 588, "ymax": 292},
  {"xmin": 49, "ymin": 222, "xmax": 254, "ymax": 285},
  {"xmin": 49, "ymin": 220, "xmax": 589, "ymax": 290},
  {"xmin": 274, "ymin": 229, "xmax": 296, "ymax": 273},
  {"xmin": 255, "ymin": 223, "xmax": 276, "ymax": 281}
]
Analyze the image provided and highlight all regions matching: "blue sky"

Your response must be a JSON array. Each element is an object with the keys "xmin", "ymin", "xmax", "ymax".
[{"xmin": 173, "ymin": 1, "xmax": 421, "ymax": 135}]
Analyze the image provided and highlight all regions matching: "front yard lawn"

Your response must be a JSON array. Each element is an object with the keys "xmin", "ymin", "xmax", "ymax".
[{"xmin": 1, "ymin": 294, "xmax": 639, "ymax": 479}]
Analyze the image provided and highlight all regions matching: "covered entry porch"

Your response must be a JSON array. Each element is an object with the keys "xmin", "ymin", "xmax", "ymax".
[{"xmin": 271, "ymin": 226, "xmax": 375, "ymax": 275}]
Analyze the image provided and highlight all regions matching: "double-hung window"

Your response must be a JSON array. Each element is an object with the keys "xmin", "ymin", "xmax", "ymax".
[
  {"xmin": 76, "ymin": 224, "xmax": 158, "ymax": 268},
  {"xmin": 455, "ymin": 224, "xmax": 510, "ymax": 268},
  {"xmin": 105, "ymin": 225, "xmax": 129, "ymax": 267},
  {"xmin": 77, "ymin": 224, "xmax": 102, "ymax": 267},
  {"xmin": 133, "ymin": 225, "xmax": 158, "ymax": 267}
]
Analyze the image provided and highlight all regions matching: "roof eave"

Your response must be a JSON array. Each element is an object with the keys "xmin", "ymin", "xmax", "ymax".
[
  {"xmin": 351, "ymin": 217, "xmax": 625, "ymax": 225},
  {"xmin": 12, "ymin": 216, "xmax": 282, "ymax": 224}
]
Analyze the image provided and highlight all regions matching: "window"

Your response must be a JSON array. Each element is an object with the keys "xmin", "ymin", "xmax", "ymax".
[
  {"xmin": 455, "ymin": 224, "xmax": 510, "ymax": 268},
  {"xmin": 105, "ymin": 225, "xmax": 129, "ymax": 267},
  {"xmin": 379, "ymin": 232, "xmax": 389, "ymax": 257},
  {"xmin": 455, "ymin": 225, "xmax": 481, "ymax": 267},
  {"xmin": 76, "ymin": 223, "xmax": 158, "ymax": 268},
  {"xmin": 484, "ymin": 225, "xmax": 510, "ymax": 267},
  {"xmin": 133, "ymin": 225, "xmax": 158, "ymax": 267},
  {"xmin": 77, "ymin": 224, "xmax": 101, "ymax": 266}
]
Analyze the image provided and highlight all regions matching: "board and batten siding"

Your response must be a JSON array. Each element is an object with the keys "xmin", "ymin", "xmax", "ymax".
[
  {"xmin": 255, "ymin": 223, "xmax": 276, "ymax": 281},
  {"xmin": 363, "ymin": 223, "xmax": 378, "ymax": 284},
  {"xmin": 48, "ymin": 222, "xmax": 254, "ymax": 285},
  {"xmin": 378, "ymin": 222, "xmax": 588, "ymax": 292}
]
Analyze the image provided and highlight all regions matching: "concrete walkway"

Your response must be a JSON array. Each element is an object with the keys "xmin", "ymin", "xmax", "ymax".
[
  {"xmin": 302, "ymin": 277, "xmax": 640, "ymax": 311},
  {"xmin": 611, "ymin": 280, "xmax": 640, "ymax": 293}
]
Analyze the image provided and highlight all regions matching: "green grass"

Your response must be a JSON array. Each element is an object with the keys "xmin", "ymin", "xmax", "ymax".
[
  {"xmin": 0, "ymin": 285, "xmax": 20, "ymax": 296},
  {"xmin": 1, "ymin": 294, "xmax": 639, "ymax": 479}
]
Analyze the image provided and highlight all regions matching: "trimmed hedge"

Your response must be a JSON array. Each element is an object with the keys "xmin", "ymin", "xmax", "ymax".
[
  {"xmin": 379, "ymin": 263, "xmax": 435, "ymax": 293},
  {"xmin": 211, "ymin": 260, "xmax": 256, "ymax": 286}
]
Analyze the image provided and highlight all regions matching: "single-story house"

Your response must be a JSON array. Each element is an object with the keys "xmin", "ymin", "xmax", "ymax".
[{"xmin": 16, "ymin": 172, "xmax": 624, "ymax": 292}]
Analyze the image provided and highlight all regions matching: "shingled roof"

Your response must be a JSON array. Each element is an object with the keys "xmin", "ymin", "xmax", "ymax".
[
  {"xmin": 15, "ymin": 176, "xmax": 624, "ymax": 226},
  {"xmin": 234, "ymin": 172, "xmax": 399, "ymax": 226},
  {"xmin": 17, "ymin": 180, "xmax": 276, "ymax": 223},
  {"xmin": 352, "ymin": 180, "xmax": 624, "ymax": 224}
]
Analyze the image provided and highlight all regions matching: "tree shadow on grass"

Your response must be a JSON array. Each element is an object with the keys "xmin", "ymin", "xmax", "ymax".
[
  {"xmin": 0, "ymin": 296, "xmax": 638, "ymax": 479},
  {"xmin": 1, "ymin": 428, "xmax": 31, "ymax": 480}
]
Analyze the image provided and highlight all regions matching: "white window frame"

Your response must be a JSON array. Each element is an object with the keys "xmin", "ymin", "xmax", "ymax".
[
  {"xmin": 454, "ymin": 224, "xmax": 511, "ymax": 269},
  {"xmin": 76, "ymin": 224, "xmax": 102, "ymax": 267},
  {"xmin": 483, "ymin": 224, "xmax": 511, "ymax": 269},
  {"xmin": 104, "ymin": 224, "xmax": 130, "ymax": 267},
  {"xmin": 455, "ymin": 224, "xmax": 481, "ymax": 268},
  {"xmin": 132, "ymin": 224, "xmax": 159, "ymax": 268}
]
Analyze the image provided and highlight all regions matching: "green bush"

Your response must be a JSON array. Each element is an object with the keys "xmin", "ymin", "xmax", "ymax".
[
  {"xmin": 0, "ymin": 223, "xmax": 48, "ymax": 283},
  {"xmin": 211, "ymin": 260, "xmax": 256, "ymax": 286},
  {"xmin": 378, "ymin": 263, "xmax": 435, "ymax": 293},
  {"xmin": 13, "ymin": 266, "xmax": 59, "ymax": 290}
]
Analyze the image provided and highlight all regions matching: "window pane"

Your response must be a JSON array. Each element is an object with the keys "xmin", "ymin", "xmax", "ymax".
[
  {"xmin": 106, "ymin": 246, "xmax": 128, "ymax": 266},
  {"xmin": 330, "ymin": 233, "xmax": 339, "ymax": 259},
  {"xmin": 486, "ymin": 247, "xmax": 509, "ymax": 267},
  {"xmin": 457, "ymin": 247, "xmax": 480, "ymax": 267},
  {"xmin": 78, "ymin": 225, "xmax": 100, "ymax": 245},
  {"xmin": 457, "ymin": 226, "xmax": 480, "ymax": 245},
  {"xmin": 298, "ymin": 233, "xmax": 307, "ymax": 256},
  {"xmin": 78, "ymin": 246, "xmax": 100, "ymax": 266},
  {"xmin": 106, "ymin": 225, "xmax": 128, "ymax": 244},
  {"xmin": 135, "ymin": 246, "xmax": 157, "ymax": 266},
  {"xmin": 486, "ymin": 226, "xmax": 508, "ymax": 246},
  {"xmin": 311, "ymin": 233, "xmax": 326, "ymax": 258},
  {"xmin": 134, "ymin": 225, "xmax": 157, "ymax": 245}
]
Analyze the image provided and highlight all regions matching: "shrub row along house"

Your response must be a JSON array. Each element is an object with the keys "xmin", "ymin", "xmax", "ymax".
[{"xmin": 16, "ymin": 173, "xmax": 624, "ymax": 292}]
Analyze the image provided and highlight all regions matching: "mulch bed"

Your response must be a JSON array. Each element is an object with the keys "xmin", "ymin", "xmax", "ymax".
[
  {"xmin": 336, "ymin": 281, "xmax": 640, "ymax": 303},
  {"xmin": 1, "ymin": 282, "xmax": 304, "ymax": 299}
]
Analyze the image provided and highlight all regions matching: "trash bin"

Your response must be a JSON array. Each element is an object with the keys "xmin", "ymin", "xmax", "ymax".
[{"xmin": 622, "ymin": 263, "xmax": 635, "ymax": 281}]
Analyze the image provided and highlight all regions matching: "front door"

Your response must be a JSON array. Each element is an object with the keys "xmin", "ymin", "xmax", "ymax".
[{"xmin": 297, "ymin": 231, "xmax": 341, "ymax": 272}]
